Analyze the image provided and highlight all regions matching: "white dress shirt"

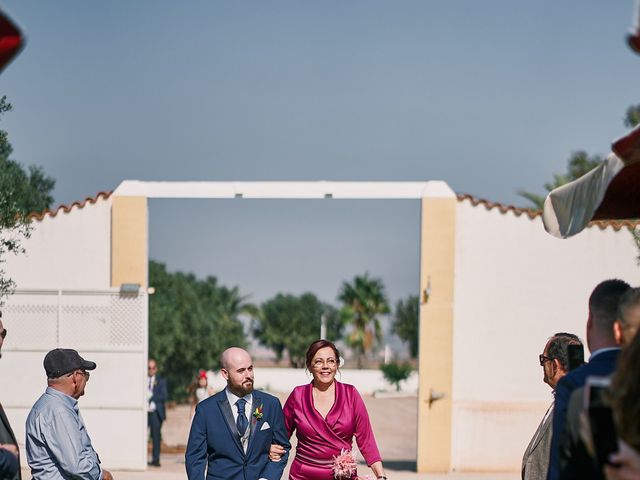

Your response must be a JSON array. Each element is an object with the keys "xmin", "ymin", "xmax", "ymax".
[
  {"xmin": 147, "ymin": 375, "xmax": 156, "ymax": 412},
  {"xmin": 224, "ymin": 390, "xmax": 253, "ymax": 425}
]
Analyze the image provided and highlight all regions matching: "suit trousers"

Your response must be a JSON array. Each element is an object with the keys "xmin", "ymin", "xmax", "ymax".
[{"xmin": 148, "ymin": 411, "xmax": 163, "ymax": 464}]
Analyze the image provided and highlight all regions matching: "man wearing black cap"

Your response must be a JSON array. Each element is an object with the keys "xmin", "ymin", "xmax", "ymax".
[{"xmin": 25, "ymin": 349, "xmax": 114, "ymax": 480}]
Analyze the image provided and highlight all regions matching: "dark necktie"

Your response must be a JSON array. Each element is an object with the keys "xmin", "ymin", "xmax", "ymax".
[{"xmin": 236, "ymin": 398, "xmax": 248, "ymax": 436}]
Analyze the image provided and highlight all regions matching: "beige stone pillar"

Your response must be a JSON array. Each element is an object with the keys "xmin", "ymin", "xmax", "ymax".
[
  {"xmin": 111, "ymin": 195, "xmax": 148, "ymax": 288},
  {"xmin": 417, "ymin": 188, "xmax": 457, "ymax": 473}
]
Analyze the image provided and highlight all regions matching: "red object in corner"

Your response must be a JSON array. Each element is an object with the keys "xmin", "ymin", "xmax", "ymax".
[
  {"xmin": 612, "ymin": 124, "xmax": 640, "ymax": 164},
  {"xmin": 628, "ymin": 31, "xmax": 640, "ymax": 55},
  {"xmin": 0, "ymin": 9, "xmax": 24, "ymax": 73}
]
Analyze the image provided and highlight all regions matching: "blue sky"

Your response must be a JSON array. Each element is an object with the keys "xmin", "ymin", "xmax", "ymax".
[{"xmin": 1, "ymin": 1, "xmax": 639, "ymax": 308}]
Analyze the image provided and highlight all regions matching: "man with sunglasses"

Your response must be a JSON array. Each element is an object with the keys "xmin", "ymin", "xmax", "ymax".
[
  {"xmin": 25, "ymin": 349, "xmax": 114, "ymax": 480},
  {"xmin": 0, "ymin": 312, "xmax": 21, "ymax": 480},
  {"xmin": 522, "ymin": 333, "xmax": 582, "ymax": 480}
]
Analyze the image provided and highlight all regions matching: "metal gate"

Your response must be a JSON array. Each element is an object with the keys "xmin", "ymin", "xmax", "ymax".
[{"xmin": 1, "ymin": 288, "xmax": 149, "ymax": 470}]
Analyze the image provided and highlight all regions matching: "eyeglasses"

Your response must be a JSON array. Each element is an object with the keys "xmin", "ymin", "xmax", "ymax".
[
  {"xmin": 68, "ymin": 370, "xmax": 90, "ymax": 380},
  {"xmin": 0, "ymin": 329, "xmax": 6, "ymax": 339},
  {"xmin": 312, "ymin": 358, "xmax": 337, "ymax": 369},
  {"xmin": 539, "ymin": 354, "xmax": 554, "ymax": 366}
]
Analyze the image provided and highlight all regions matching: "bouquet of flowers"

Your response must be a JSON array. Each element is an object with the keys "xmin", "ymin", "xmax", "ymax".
[
  {"xmin": 332, "ymin": 450, "xmax": 357, "ymax": 479},
  {"xmin": 331, "ymin": 450, "xmax": 374, "ymax": 480}
]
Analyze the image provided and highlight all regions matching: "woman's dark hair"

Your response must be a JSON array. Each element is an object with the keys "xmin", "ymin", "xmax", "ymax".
[
  {"xmin": 610, "ymin": 330, "xmax": 640, "ymax": 451},
  {"xmin": 305, "ymin": 339, "xmax": 340, "ymax": 371}
]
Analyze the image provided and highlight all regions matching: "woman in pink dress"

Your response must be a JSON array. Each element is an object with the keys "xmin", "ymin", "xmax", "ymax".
[{"xmin": 271, "ymin": 339, "xmax": 387, "ymax": 480}]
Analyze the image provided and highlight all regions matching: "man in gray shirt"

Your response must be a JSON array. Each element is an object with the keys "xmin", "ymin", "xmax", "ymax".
[{"xmin": 25, "ymin": 349, "xmax": 114, "ymax": 480}]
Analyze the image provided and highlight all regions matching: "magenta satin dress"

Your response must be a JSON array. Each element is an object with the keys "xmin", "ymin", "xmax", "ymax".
[{"xmin": 283, "ymin": 381, "xmax": 382, "ymax": 480}]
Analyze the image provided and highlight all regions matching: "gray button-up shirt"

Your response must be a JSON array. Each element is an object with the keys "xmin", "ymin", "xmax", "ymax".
[{"xmin": 26, "ymin": 387, "xmax": 102, "ymax": 480}]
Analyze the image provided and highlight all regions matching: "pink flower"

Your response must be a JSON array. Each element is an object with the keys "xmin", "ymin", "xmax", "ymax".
[
  {"xmin": 332, "ymin": 449, "xmax": 357, "ymax": 479},
  {"xmin": 331, "ymin": 450, "xmax": 375, "ymax": 480}
]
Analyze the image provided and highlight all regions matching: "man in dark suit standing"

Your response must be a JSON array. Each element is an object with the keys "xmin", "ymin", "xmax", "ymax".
[
  {"xmin": 147, "ymin": 358, "xmax": 167, "ymax": 467},
  {"xmin": 522, "ymin": 333, "xmax": 582, "ymax": 480},
  {"xmin": 185, "ymin": 347, "xmax": 290, "ymax": 480},
  {"xmin": 0, "ymin": 312, "xmax": 21, "ymax": 480},
  {"xmin": 547, "ymin": 279, "xmax": 630, "ymax": 480},
  {"xmin": 558, "ymin": 286, "xmax": 640, "ymax": 480}
]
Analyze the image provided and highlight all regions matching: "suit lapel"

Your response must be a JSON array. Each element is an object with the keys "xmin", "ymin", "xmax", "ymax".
[
  {"xmin": 246, "ymin": 392, "xmax": 261, "ymax": 454},
  {"xmin": 0, "ymin": 402, "xmax": 17, "ymax": 444},
  {"xmin": 527, "ymin": 404, "xmax": 553, "ymax": 454},
  {"xmin": 217, "ymin": 395, "xmax": 244, "ymax": 456}
]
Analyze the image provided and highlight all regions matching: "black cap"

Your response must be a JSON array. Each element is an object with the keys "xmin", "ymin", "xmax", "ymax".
[{"xmin": 44, "ymin": 348, "xmax": 97, "ymax": 378}]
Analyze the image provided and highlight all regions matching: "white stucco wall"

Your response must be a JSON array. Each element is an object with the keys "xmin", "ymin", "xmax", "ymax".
[
  {"xmin": 4, "ymin": 196, "xmax": 112, "ymax": 289},
  {"xmin": 1, "ymin": 196, "xmax": 149, "ymax": 470},
  {"xmin": 450, "ymin": 199, "xmax": 640, "ymax": 471}
]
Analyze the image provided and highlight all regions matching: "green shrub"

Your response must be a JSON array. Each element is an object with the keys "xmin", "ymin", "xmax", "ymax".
[{"xmin": 380, "ymin": 361, "xmax": 413, "ymax": 391}]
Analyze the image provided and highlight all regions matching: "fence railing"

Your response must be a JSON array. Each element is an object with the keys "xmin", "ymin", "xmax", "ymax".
[{"xmin": 3, "ymin": 288, "xmax": 146, "ymax": 352}]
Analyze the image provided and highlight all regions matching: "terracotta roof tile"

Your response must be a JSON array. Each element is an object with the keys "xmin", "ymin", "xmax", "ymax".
[
  {"xmin": 28, "ymin": 191, "xmax": 112, "ymax": 221},
  {"xmin": 456, "ymin": 193, "xmax": 640, "ymax": 232},
  {"xmin": 456, "ymin": 193, "xmax": 541, "ymax": 220},
  {"xmin": 24, "ymin": 189, "xmax": 640, "ymax": 233}
]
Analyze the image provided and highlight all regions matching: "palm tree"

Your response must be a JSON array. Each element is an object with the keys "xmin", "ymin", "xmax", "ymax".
[{"xmin": 338, "ymin": 273, "xmax": 390, "ymax": 368}]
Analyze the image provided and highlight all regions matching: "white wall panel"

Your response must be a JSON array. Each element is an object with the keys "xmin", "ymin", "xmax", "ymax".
[{"xmin": 450, "ymin": 200, "xmax": 640, "ymax": 470}]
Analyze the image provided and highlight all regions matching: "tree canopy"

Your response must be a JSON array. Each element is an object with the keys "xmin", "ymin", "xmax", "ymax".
[
  {"xmin": 0, "ymin": 96, "xmax": 55, "ymax": 303},
  {"xmin": 338, "ymin": 273, "xmax": 390, "ymax": 368},
  {"xmin": 392, "ymin": 294, "xmax": 419, "ymax": 358},
  {"xmin": 253, "ymin": 292, "xmax": 343, "ymax": 367},
  {"xmin": 148, "ymin": 260, "xmax": 254, "ymax": 400}
]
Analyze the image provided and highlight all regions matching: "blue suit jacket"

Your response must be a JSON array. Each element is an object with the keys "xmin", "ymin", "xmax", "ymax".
[
  {"xmin": 0, "ymin": 401, "xmax": 20, "ymax": 480},
  {"xmin": 185, "ymin": 389, "xmax": 290, "ymax": 480},
  {"xmin": 547, "ymin": 348, "xmax": 620, "ymax": 480},
  {"xmin": 150, "ymin": 375, "xmax": 168, "ymax": 421},
  {"xmin": 0, "ymin": 449, "xmax": 18, "ymax": 479}
]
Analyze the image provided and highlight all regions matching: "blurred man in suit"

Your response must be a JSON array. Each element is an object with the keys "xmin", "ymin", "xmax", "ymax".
[
  {"xmin": 0, "ymin": 312, "xmax": 20, "ymax": 480},
  {"xmin": 522, "ymin": 333, "xmax": 582, "ymax": 480},
  {"xmin": 147, "ymin": 358, "xmax": 167, "ymax": 467}
]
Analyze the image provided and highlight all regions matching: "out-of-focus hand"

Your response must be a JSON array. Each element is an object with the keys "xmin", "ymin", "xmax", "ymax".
[
  {"xmin": 0, "ymin": 444, "xmax": 18, "ymax": 457},
  {"xmin": 102, "ymin": 468, "xmax": 114, "ymax": 480},
  {"xmin": 605, "ymin": 441, "xmax": 640, "ymax": 480},
  {"xmin": 269, "ymin": 444, "xmax": 286, "ymax": 462}
]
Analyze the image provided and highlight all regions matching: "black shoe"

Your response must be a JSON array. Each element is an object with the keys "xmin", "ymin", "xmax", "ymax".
[{"xmin": 148, "ymin": 461, "xmax": 161, "ymax": 467}]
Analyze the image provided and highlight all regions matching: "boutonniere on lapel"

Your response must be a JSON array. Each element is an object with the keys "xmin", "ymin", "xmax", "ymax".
[{"xmin": 252, "ymin": 403, "xmax": 264, "ymax": 421}]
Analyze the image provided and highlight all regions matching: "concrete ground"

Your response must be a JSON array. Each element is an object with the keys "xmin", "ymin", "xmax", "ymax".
[{"xmin": 22, "ymin": 395, "xmax": 519, "ymax": 479}]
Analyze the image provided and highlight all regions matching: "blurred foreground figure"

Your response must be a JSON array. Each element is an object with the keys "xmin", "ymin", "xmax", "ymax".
[
  {"xmin": 603, "ymin": 294, "xmax": 640, "ymax": 480},
  {"xmin": 0, "ymin": 9, "xmax": 24, "ymax": 73},
  {"xmin": 0, "ymin": 312, "xmax": 21, "ymax": 480},
  {"xmin": 26, "ymin": 349, "xmax": 113, "ymax": 480}
]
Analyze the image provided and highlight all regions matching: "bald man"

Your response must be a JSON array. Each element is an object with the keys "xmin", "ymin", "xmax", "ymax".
[{"xmin": 185, "ymin": 347, "xmax": 290, "ymax": 480}]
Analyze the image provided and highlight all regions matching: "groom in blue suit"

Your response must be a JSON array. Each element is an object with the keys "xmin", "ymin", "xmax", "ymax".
[{"xmin": 186, "ymin": 347, "xmax": 290, "ymax": 480}]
